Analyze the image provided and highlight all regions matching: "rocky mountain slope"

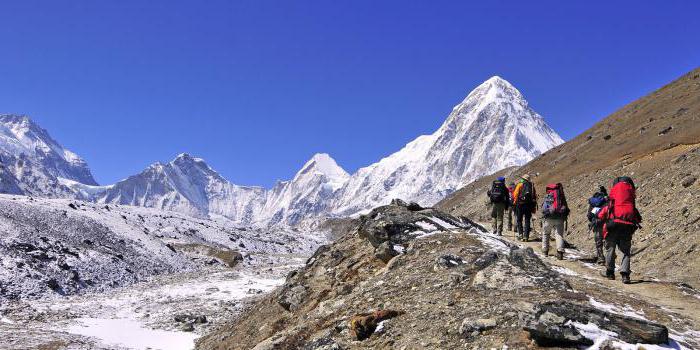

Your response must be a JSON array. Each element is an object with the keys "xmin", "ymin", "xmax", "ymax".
[
  {"xmin": 0, "ymin": 115, "xmax": 98, "ymax": 197},
  {"xmin": 196, "ymin": 201, "xmax": 699, "ymax": 349},
  {"xmin": 437, "ymin": 67, "xmax": 700, "ymax": 285},
  {"xmin": 0, "ymin": 194, "xmax": 322, "ymax": 300}
]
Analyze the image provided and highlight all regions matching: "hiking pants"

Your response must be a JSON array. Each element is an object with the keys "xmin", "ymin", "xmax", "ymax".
[
  {"xmin": 593, "ymin": 225, "xmax": 605, "ymax": 262},
  {"xmin": 542, "ymin": 217, "xmax": 565, "ymax": 255},
  {"xmin": 605, "ymin": 225, "xmax": 635, "ymax": 275},
  {"xmin": 515, "ymin": 205, "xmax": 532, "ymax": 240},
  {"xmin": 506, "ymin": 206, "xmax": 513, "ymax": 231},
  {"xmin": 491, "ymin": 203, "xmax": 506, "ymax": 235}
]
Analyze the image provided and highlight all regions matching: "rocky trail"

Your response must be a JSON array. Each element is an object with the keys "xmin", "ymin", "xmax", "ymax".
[
  {"xmin": 490, "ymin": 224, "xmax": 700, "ymax": 330},
  {"xmin": 197, "ymin": 201, "xmax": 700, "ymax": 349}
]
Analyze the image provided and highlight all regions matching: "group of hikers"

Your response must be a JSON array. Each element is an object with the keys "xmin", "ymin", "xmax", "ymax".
[{"xmin": 487, "ymin": 174, "xmax": 642, "ymax": 284}]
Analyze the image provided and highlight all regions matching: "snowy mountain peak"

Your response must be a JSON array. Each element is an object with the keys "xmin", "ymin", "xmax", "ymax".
[
  {"xmin": 171, "ymin": 153, "xmax": 209, "ymax": 168},
  {"xmin": 294, "ymin": 153, "xmax": 349, "ymax": 182},
  {"xmin": 458, "ymin": 75, "xmax": 526, "ymax": 109},
  {"xmin": 330, "ymin": 75, "xmax": 563, "ymax": 216},
  {"xmin": 0, "ymin": 114, "xmax": 98, "ymax": 187}
]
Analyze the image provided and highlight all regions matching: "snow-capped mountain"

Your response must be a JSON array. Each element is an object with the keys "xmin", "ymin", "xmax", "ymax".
[
  {"xmin": 88, "ymin": 153, "xmax": 266, "ymax": 223},
  {"xmin": 0, "ymin": 76, "xmax": 563, "ymax": 227},
  {"xmin": 330, "ymin": 76, "xmax": 564, "ymax": 215},
  {"xmin": 0, "ymin": 115, "xmax": 98, "ymax": 197},
  {"xmin": 257, "ymin": 153, "xmax": 349, "ymax": 226}
]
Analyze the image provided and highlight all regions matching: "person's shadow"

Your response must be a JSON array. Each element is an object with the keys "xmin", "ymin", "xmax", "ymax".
[{"xmin": 628, "ymin": 279, "xmax": 655, "ymax": 285}]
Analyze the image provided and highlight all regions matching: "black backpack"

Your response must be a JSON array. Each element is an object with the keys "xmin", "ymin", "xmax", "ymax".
[
  {"xmin": 489, "ymin": 181, "xmax": 508, "ymax": 204},
  {"xmin": 517, "ymin": 181, "xmax": 534, "ymax": 204},
  {"xmin": 613, "ymin": 176, "xmax": 635, "ymax": 188}
]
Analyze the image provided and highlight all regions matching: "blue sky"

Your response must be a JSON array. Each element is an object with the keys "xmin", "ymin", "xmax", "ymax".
[{"xmin": 1, "ymin": 1, "xmax": 698, "ymax": 186}]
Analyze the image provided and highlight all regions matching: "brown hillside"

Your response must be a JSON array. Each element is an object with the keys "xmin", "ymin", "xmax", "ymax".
[{"xmin": 438, "ymin": 67, "xmax": 700, "ymax": 285}]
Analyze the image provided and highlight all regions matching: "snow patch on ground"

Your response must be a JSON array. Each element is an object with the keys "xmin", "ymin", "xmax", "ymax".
[
  {"xmin": 66, "ymin": 318, "xmax": 197, "ymax": 350},
  {"xmin": 429, "ymin": 217, "xmax": 457, "ymax": 229},
  {"xmin": 550, "ymin": 265, "xmax": 578, "ymax": 276},
  {"xmin": 570, "ymin": 321, "xmax": 685, "ymax": 350}
]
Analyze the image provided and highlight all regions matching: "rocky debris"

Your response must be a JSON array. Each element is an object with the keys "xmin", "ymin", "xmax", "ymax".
[
  {"xmin": 389, "ymin": 198, "xmax": 423, "ymax": 211},
  {"xmin": 434, "ymin": 254, "xmax": 464, "ymax": 270},
  {"xmin": 472, "ymin": 247, "xmax": 570, "ymax": 291},
  {"xmin": 277, "ymin": 284, "xmax": 308, "ymax": 312},
  {"xmin": 524, "ymin": 322, "xmax": 593, "ymax": 347},
  {"xmin": 373, "ymin": 242, "xmax": 398, "ymax": 263},
  {"xmin": 349, "ymin": 309, "xmax": 404, "ymax": 341},
  {"xmin": 459, "ymin": 318, "xmax": 497, "ymax": 336},
  {"xmin": 174, "ymin": 313, "xmax": 208, "ymax": 324}
]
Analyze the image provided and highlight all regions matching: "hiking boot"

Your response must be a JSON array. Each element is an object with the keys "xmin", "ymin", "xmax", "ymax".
[
  {"xmin": 621, "ymin": 273, "xmax": 631, "ymax": 284},
  {"xmin": 556, "ymin": 251, "xmax": 564, "ymax": 260},
  {"xmin": 599, "ymin": 270, "xmax": 615, "ymax": 280}
]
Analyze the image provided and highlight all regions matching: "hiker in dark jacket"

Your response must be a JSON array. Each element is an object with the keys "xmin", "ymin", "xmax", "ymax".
[
  {"xmin": 512, "ymin": 174, "xmax": 537, "ymax": 242},
  {"xmin": 487, "ymin": 176, "xmax": 509, "ymax": 236},
  {"xmin": 587, "ymin": 186, "xmax": 608, "ymax": 265},
  {"xmin": 597, "ymin": 177, "xmax": 642, "ymax": 284}
]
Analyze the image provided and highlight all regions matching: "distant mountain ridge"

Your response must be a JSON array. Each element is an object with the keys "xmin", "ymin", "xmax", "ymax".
[{"xmin": 0, "ymin": 76, "xmax": 563, "ymax": 226}]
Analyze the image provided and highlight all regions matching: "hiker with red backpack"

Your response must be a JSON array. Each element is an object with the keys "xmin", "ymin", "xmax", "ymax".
[
  {"xmin": 541, "ymin": 183, "xmax": 570, "ymax": 259},
  {"xmin": 513, "ymin": 174, "xmax": 537, "ymax": 242},
  {"xmin": 487, "ymin": 176, "xmax": 509, "ymax": 236},
  {"xmin": 597, "ymin": 176, "xmax": 642, "ymax": 284}
]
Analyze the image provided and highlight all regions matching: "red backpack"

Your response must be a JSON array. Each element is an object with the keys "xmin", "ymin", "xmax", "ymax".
[
  {"xmin": 542, "ymin": 183, "xmax": 569, "ymax": 218},
  {"xmin": 607, "ymin": 177, "xmax": 640, "ymax": 226}
]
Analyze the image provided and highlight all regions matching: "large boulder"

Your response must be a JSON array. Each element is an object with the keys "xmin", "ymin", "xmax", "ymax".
[
  {"xmin": 357, "ymin": 202, "xmax": 467, "ymax": 247},
  {"xmin": 525, "ymin": 301, "xmax": 669, "ymax": 345}
]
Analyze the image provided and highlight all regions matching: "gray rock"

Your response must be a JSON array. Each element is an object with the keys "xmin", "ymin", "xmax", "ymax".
[
  {"xmin": 374, "ymin": 242, "xmax": 398, "ymax": 263},
  {"xmin": 278, "ymin": 285, "xmax": 308, "ymax": 311},
  {"xmin": 434, "ymin": 254, "xmax": 464, "ymax": 270},
  {"xmin": 524, "ymin": 321, "xmax": 593, "ymax": 347},
  {"xmin": 681, "ymin": 175, "xmax": 696, "ymax": 188},
  {"xmin": 472, "ymin": 249, "xmax": 499, "ymax": 270},
  {"xmin": 459, "ymin": 318, "xmax": 497, "ymax": 334},
  {"xmin": 533, "ymin": 301, "xmax": 669, "ymax": 344}
]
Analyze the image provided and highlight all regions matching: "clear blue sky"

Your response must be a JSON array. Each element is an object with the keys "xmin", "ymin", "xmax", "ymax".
[{"xmin": 1, "ymin": 1, "xmax": 698, "ymax": 187}]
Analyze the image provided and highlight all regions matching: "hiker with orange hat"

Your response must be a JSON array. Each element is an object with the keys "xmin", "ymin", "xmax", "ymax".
[{"xmin": 512, "ymin": 174, "xmax": 537, "ymax": 242}]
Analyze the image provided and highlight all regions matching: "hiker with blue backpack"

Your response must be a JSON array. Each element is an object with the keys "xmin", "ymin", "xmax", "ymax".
[
  {"xmin": 587, "ymin": 186, "xmax": 609, "ymax": 265},
  {"xmin": 541, "ymin": 183, "xmax": 570, "ymax": 259}
]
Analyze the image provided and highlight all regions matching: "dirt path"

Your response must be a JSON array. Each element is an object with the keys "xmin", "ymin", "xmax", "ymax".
[{"xmin": 487, "ymin": 224, "xmax": 700, "ymax": 330}]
